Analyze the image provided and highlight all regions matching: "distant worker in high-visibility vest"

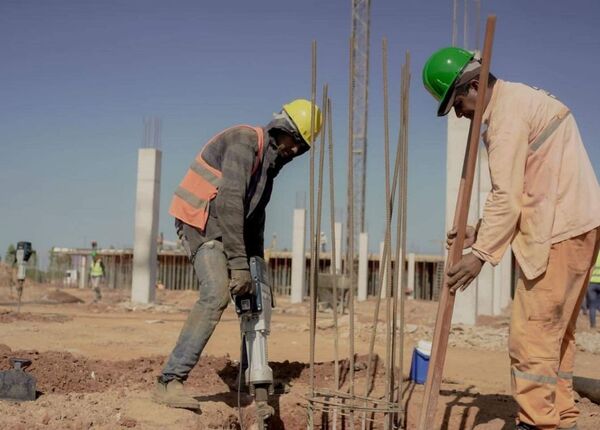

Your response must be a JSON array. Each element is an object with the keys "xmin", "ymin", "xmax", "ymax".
[
  {"xmin": 587, "ymin": 253, "xmax": 600, "ymax": 329},
  {"xmin": 89, "ymin": 252, "xmax": 105, "ymax": 303},
  {"xmin": 424, "ymin": 47, "xmax": 600, "ymax": 430},
  {"xmin": 152, "ymin": 99, "xmax": 322, "ymax": 410}
]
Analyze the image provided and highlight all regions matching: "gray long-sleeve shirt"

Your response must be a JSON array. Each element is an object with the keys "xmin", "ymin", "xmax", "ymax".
[{"xmin": 178, "ymin": 125, "xmax": 281, "ymax": 271}]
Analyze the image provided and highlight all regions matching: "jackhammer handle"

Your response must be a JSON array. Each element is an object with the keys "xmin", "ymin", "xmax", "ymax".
[{"xmin": 9, "ymin": 358, "xmax": 32, "ymax": 371}]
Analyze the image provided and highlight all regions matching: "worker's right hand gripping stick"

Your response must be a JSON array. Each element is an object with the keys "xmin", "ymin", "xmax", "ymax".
[{"xmin": 417, "ymin": 15, "xmax": 497, "ymax": 430}]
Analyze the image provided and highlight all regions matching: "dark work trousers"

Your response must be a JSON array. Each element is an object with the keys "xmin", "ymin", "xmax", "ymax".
[
  {"xmin": 587, "ymin": 282, "xmax": 600, "ymax": 328},
  {"xmin": 161, "ymin": 239, "xmax": 230, "ymax": 381}
]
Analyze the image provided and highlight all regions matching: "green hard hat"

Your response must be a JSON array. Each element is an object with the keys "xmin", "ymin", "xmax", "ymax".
[{"xmin": 423, "ymin": 47, "xmax": 475, "ymax": 116}]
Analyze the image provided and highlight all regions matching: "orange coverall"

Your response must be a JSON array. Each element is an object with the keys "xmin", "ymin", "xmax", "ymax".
[{"xmin": 471, "ymin": 80, "xmax": 600, "ymax": 429}]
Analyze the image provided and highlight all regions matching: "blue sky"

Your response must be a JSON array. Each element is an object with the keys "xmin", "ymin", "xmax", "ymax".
[{"xmin": 1, "ymin": 0, "xmax": 599, "ymax": 268}]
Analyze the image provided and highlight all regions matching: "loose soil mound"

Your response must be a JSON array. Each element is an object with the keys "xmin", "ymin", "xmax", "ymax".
[
  {"xmin": 0, "ymin": 311, "xmax": 72, "ymax": 324},
  {"xmin": 0, "ymin": 345, "xmax": 383, "ymax": 396}
]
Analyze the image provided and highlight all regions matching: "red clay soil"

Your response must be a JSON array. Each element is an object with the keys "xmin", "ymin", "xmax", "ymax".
[
  {"xmin": 0, "ymin": 344, "xmax": 380, "ymax": 396},
  {"xmin": 1, "ymin": 344, "xmax": 599, "ymax": 428}
]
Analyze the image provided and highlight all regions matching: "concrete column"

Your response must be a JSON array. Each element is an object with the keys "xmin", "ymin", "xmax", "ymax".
[
  {"xmin": 475, "ymin": 130, "xmax": 514, "ymax": 316},
  {"xmin": 397, "ymin": 248, "xmax": 404, "ymax": 299},
  {"xmin": 334, "ymin": 222, "xmax": 342, "ymax": 274},
  {"xmin": 291, "ymin": 208, "xmax": 306, "ymax": 304},
  {"xmin": 407, "ymin": 252, "xmax": 416, "ymax": 299},
  {"xmin": 496, "ymin": 249, "xmax": 513, "ymax": 314},
  {"xmin": 131, "ymin": 148, "xmax": 161, "ymax": 304},
  {"xmin": 446, "ymin": 111, "xmax": 479, "ymax": 325},
  {"xmin": 475, "ymin": 149, "xmax": 494, "ymax": 316},
  {"xmin": 78, "ymin": 255, "xmax": 87, "ymax": 289},
  {"xmin": 358, "ymin": 232, "xmax": 368, "ymax": 301}
]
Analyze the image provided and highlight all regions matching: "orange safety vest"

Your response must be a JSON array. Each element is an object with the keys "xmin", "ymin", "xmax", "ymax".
[{"xmin": 169, "ymin": 125, "xmax": 265, "ymax": 230}]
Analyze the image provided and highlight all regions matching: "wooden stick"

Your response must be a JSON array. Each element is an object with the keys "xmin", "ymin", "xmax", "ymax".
[{"xmin": 417, "ymin": 15, "xmax": 496, "ymax": 430}]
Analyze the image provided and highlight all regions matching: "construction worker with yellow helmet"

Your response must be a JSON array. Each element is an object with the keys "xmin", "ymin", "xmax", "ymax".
[
  {"xmin": 425, "ymin": 47, "xmax": 600, "ymax": 430},
  {"xmin": 154, "ymin": 99, "xmax": 322, "ymax": 411}
]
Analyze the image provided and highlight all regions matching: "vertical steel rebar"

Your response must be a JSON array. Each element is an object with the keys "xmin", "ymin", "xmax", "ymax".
[
  {"xmin": 347, "ymin": 35, "xmax": 356, "ymax": 430},
  {"xmin": 394, "ymin": 51, "xmax": 410, "ymax": 427},
  {"xmin": 327, "ymin": 97, "xmax": 341, "ymax": 430},
  {"xmin": 452, "ymin": 0, "xmax": 458, "ymax": 46},
  {"xmin": 312, "ymin": 84, "xmax": 328, "ymax": 424},
  {"xmin": 308, "ymin": 39, "xmax": 318, "ymax": 430},
  {"xmin": 464, "ymin": 0, "xmax": 468, "ymax": 49},
  {"xmin": 380, "ymin": 38, "xmax": 395, "ymax": 430}
]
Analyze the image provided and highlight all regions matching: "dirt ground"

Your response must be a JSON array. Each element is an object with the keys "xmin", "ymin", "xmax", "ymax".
[{"xmin": 0, "ymin": 281, "xmax": 599, "ymax": 430}]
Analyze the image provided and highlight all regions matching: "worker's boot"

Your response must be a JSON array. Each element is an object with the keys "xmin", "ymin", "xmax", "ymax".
[{"xmin": 152, "ymin": 377, "xmax": 200, "ymax": 410}]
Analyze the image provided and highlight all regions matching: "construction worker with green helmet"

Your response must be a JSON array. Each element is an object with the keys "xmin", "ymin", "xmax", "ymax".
[
  {"xmin": 154, "ymin": 99, "xmax": 322, "ymax": 411},
  {"xmin": 425, "ymin": 46, "xmax": 600, "ymax": 430}
]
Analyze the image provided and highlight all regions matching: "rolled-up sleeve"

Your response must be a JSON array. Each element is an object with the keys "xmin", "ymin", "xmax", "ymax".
[{"xmin": 472, "ymin": 111, "xmax": 529, "ymax": 265}]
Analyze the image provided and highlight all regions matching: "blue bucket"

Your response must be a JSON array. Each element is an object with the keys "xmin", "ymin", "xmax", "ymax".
[{"xmin": 409, "ymin": 346, "xmax": 430, "ymax": 384}]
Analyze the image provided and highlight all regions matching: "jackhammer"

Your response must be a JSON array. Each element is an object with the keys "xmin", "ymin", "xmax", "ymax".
[{"xmin": 232, "ymin": 256, "xmax": 275, "ymax": 429}]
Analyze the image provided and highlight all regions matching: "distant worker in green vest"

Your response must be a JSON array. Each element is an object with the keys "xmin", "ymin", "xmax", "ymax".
[
  {"xmin": 587, "ymin": 253, "xmax": 600, "ymax": 329},
  {"xmin": 89, "ymin": 252, "xmax": 105, "ymax": 303},
  {"xmin": 153, "ymin": 99, "xmax": 322, "ymax": 411},
  {"xmin": 424, "ymin": 47, "xmax": 600, "ymax": 430}
]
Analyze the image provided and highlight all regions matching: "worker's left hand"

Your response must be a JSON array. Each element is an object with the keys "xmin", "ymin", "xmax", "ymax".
[
  {"xmin": 229, "ymin": 269, "xmax": 253, "ymax": 296},
  {"xmin": 446, "ymin": 253, "xmax": 484, "ymax": 294}
]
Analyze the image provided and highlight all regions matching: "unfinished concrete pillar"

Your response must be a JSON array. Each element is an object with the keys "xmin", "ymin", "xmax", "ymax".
[
  {"xmin": 358, "ymin": 232, "xmax": 368, "ymax": 301},
  {"xmin": 78, "ymin": 255, "xmax": 87, "ymax": 289},
  {"xmin": 291, "ymin": 208, "xmax": 306, "ymax": 304},
  {"xmin": 446, "ymin": 111, "xmax": 479, "ymax": 325},
  {"xmin": 475, "ymin": 130, "xmax": 514, "ymax": 316},
  {"xmin": 496, "ymin": 250, "xmax": 513, "ymax": 314},
  {"xmin": 131, "ymin": 148, "xmax": 161, "ymax": 304},
  {"xmin": 334, "ymin": 222, "xmax": 342, "ymax": 274},
  {"xmin": 476, "ymin": 149, "xmax": 493, "ymax": 316},
  {"xmin": 407, "ymin": 252, "xmax": 416, "ymax": 299},
  {"xmin": 397, "ymin": 248, "xmax": 404, "ymax": 299}
]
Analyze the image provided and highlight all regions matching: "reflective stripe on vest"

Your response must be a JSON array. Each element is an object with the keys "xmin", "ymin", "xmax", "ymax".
[
  {"xmin": 591, "ymin": 253, "xmax": 600, "ymax": 284},
  {"xmin": 169, "ymin": 125, "xmax": 264, "ymax": 230}
]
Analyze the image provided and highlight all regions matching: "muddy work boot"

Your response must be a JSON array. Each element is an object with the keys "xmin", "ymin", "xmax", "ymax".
[{"xmin": 152, "ymin": 377, "xmax": 200, "ymax": 410}]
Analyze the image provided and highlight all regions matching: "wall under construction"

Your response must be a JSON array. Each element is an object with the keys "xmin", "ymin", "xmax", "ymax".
[{"xmin": 48, "ymin": 247, "xmax": 444, "ymax": 301}]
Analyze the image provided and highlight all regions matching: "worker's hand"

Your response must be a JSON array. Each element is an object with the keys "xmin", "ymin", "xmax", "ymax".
[
  {"xmin": 446, "ymin": 225, "xmax": 477, "ymax": 250},
  {"xmin": 229, "ymin": 269, "xmax": 253, "ymax": 296},
  {"xmin": 446, "ymin": 253, "xmax": 484, "ymax": 294}
]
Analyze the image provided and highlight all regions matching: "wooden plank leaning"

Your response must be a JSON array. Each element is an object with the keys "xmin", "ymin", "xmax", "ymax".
[{"xmin": 416, "ymin": 15, "xmax": 496, "ymax": 430}]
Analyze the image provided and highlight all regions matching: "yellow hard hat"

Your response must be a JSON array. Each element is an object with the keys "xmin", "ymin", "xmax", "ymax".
[{"xmin": 282, "ymin": 99, "xmax": 323, "ymax": 147}]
